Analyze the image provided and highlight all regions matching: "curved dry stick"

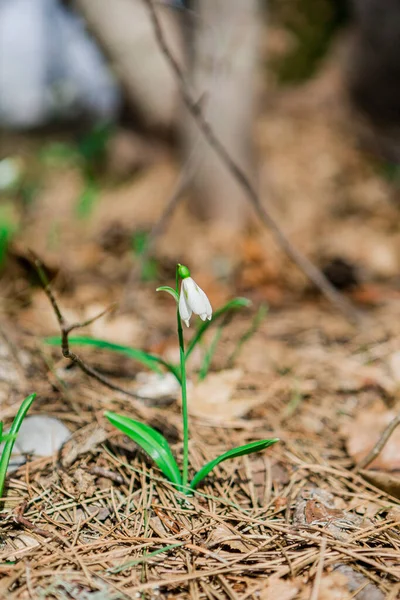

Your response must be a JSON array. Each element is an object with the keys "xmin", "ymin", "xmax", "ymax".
[
  {"xmin": 143, "ymin": 0, "xmax": 360, "ymax": 324},
  {"xmin": 355, "ymin": 413, "xmax": 400, "ymax": 472},
  {"xmin": 31, "ymin": 252, "xmax": 162, "ymax": 402}
]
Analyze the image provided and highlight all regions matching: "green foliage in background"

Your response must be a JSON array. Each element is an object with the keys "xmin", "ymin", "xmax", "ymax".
[
  {"xmin": 40, "ymin": 122, "xmax": 114, "ymax": 219},
  {"xmin": 0, "ymin": 204, "xmax": 18, "ymax": 269},
  {"xmin": 269, "ymin": 0, "xmax": 349, "ymax": 83},
  {"xmin": 131, "ymin": 230, "xmax": 159, "ymax": 281}
]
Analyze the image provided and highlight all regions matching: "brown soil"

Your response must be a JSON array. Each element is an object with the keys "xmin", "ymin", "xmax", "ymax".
[{"xmin": 0, "ymin": 46, "xmax": 399, "ymax": 600}]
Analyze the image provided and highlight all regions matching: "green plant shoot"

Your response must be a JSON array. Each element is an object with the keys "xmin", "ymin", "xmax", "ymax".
[
  {"xmin": 105, "ymin": 265, "xmax": 279, "ymax": 495},
  {"xmin": 44, "ymin": 296, "xmax": 255, "ymax": 384}
]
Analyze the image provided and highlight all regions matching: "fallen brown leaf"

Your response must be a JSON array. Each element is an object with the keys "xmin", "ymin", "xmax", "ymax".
[
  {"xmin": 189, "ymin": 369, "xmax": 263, "ymax": 422},
  {"xmin": 360, "ymin": 470, "xmax": 400, "ymax": 500},
  {"xmin": 207, "ymin": 523, "xmax": 253, "ymax": 553},
  {"xmin": 344, "ymin": 404, "xmax": 400, "ymax": 470},
  {"xmin": 293, "ymin": 487, "xmax": 364, "ymax": 541},
  {"xmin": 259, "ymin": 577, "xmax": 299, "ymax": 600},
  {"xmin": 334, "ymin": 564, "xmax": 385, "ymax": 600},
  {"xmin": 61, "ymin": 426, "xmax": 108, "ymax": 468}
]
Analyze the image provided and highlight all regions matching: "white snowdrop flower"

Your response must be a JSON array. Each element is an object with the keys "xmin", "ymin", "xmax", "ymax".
[{"xmin": 178, "ymin": 268, "xmax": 212, "ymax": 328}]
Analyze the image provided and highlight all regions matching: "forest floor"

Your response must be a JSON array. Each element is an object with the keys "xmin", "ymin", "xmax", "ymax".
[{"xmin": 0, "ymin": 47, "xmax": 400, "ymax": 600}]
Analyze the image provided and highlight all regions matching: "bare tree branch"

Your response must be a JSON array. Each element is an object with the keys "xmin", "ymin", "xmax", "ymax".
[{"xmin": 142, "ymin": 0, "xmax": 360, "ymax": 324}]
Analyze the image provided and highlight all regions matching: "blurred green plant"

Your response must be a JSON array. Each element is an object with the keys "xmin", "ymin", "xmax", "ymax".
[
  {"xmin": 0, "ymin": 204, "xmax": 19, "ymax": 269},
  {"xmin": 76, "ymin": 177, "xmax": 100, "ymax": 219},
  {"xmin": 40, "ymin": 122, "xmax": 113, "ymax": 171},
  {"xmin": 40, "ymin": 122, "xmax": 114, "ymax": 219},
  {"xmin": 131, "ymin": 230, "xmax": 159, "ymax": 281},
  {"xmin": 269, "ymin": 0, "xmax": 348, "ymax": 83},
  {"xmin": 228, "ymin": 303, "xmax": 268, "ymax": 367},
  {"xmin": 377, "ymin": 161, "xmax": 400, "ymax": 185}
]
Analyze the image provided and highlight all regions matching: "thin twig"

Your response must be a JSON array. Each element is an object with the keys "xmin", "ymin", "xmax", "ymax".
[
  {"xmin": 89, "ymin": 466, "xmax": 125, "ymax": 485},
  {"xmin": 135, "ymin": 153, "xmax": 197, "ymax": 275},
  {"xmin": 30, "ymin": 252, "xmax": 156, "ymax": 402},
  {"xmin": 122, "ymin": 148, "xmax": 197, "ymax": 309},
  {"xmin": 0, "ymin": 325, "xmax": 27, "ymax": 385},
  {"xmin": 13, "ymin": 501, "xmax": 50, "ymax": 538},
  {"xmin": 355, "ymin": 413, "xmax": 400, "ymax": 472},
  {"xmin": 143, "ymin": 0, "xmax": 360, "ymax": 324}
]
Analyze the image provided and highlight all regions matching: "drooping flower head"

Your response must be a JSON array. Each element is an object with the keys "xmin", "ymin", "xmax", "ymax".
[{"xmin": 178, "ymin": 264, "xmax": 212, "ymax": 327}]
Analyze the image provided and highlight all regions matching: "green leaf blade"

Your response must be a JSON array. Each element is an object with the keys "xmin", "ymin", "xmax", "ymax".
[
  {"xmin": 105, "ymin": 411, "xmax": 182, "ymax": 487},
  {"xmin": 186, "ymin": 297, "xmax": 252, "ymax": 360},
  {"xmin": 156, "ymin": 286, "xmax": 179, "ymax": 303},
  {"xmin": 228, "ymin": 303, "xmax": 268, "ymax": 367},
  {"xmin": 44, "ymin": 335, "xmax": 181, "ymax": 382},
  {"xmin": 0, "ymin": 393, "xmax": 36, "ymax": 498},
  {"xmin": 189, "ymin": 438, "xmax": 279, "ymax": 490}
]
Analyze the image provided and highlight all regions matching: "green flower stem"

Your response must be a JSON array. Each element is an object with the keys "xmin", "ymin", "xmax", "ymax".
[{"xmin": 176, "ymin": 267, "xmax": 189, "ymax": 489}]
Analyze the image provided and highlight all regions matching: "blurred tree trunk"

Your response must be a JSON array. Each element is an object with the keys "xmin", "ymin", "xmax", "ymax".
[
  {"xmin": 347, "ymin": 0, "xmax": 400, "ymax": 162},
  {"xmin": 75, "ymin": 0, "xmax": 260, "ymax": 230},
  {"xmin": 75, "ymin": 0, "xmax": 183, "ymax": 132},
  {"xmin": 183, "ymin": 0, "xmax": 260, "ymax": 229}
]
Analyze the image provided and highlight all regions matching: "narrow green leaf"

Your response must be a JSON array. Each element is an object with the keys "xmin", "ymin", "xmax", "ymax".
[
  {"xmin": 156, "ymin": 286, "xmax": 179, "ymax": 303},
  {"xmin": 75, "ymin": 178, "xmax": 99, "ymax": 219},
  {"xmin": 198, "ymin": 325, "xmax": 223, "ymax": 381},
  {"xmin": 0, "ymin": 433, "xmax": 17, "ymax": 444},
  {"xmin": 189, "ymin": 438, "xmax": 279, "ymax": 490},
  {"xmin": 44, "ymin": 335, "xmax": 181, "ymax": 382},
  {"xmin": 132, "ymin": 231, "xmax": 159, "ymax": 281},
  {"xmin": 186, "ymin": 297, "xmax": 251, "ymax": 360},
  {"xmin": 104, "ymin": 411, "xmax": 182, "ymax": 487},
  {"xmin": 0, "ymin": 393, "xmax": 36, "ymax": 499},
  {"xmin": 228, "ymin": 303, "xmax": 268, "ymax": 367}
]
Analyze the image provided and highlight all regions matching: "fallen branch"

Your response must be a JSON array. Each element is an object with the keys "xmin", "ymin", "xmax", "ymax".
[
  {"xmin": 355, "ymin": 413, "xmax": 400, "ymax": 472},
  {"xmin": 143, "ymin": 0, "xmax": 360, "ymax": 324},
  {"xmin": 31, "ymin": 252, "xmax": 156, "ymax": 401}
]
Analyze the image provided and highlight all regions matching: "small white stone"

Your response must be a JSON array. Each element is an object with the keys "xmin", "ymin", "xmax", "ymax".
[{"xmin": 14, "ymin": 415, "xmax": 71, "ymax": 456}]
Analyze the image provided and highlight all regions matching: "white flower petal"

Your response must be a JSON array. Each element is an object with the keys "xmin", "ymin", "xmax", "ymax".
[
  {"xmin": 184, "ymin": 279, "xmax": 206, "ymax": 315},
  {"xmin": 179, "ymin": 282, "xmax": 192, "ymax": 327},
  {"xmin": 199, "ymin": 288, "xmax": 212, "ymax": 320},
  {"xmin": 180, "ymin": 276, "xmax": 212, "ymax": 325}
]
